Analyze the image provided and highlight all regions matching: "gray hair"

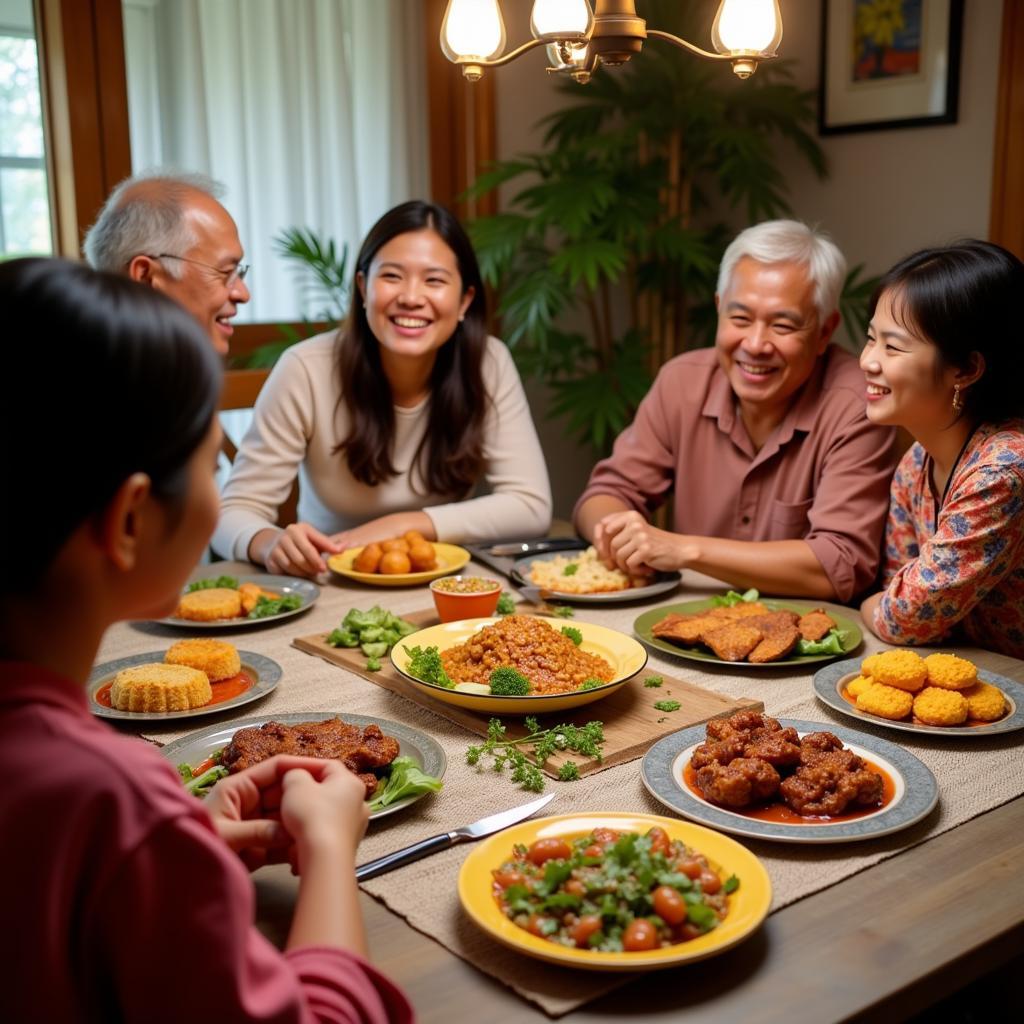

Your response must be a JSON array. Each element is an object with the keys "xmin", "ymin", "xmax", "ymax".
[
  {"xmin": 82, "ymin": 169, "xmax": 226, "ymax": 279},
  {"xmin": 717, "ymin": 219, "xmax": 846, "ymax": 323}
]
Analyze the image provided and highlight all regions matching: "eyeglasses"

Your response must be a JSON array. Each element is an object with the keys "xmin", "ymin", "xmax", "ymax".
[{"xmin": 150, "ymin": 253, "xmax": 250, "ymax": 286}]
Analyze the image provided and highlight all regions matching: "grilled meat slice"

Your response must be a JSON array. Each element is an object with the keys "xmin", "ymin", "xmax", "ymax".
[{"xmin": 222, "ymin": 718, "xmax": 400, "ymax": 798}]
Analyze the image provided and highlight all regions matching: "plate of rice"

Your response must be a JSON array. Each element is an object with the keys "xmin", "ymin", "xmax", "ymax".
[{"xmin": 511, "ymin": 547, "xmax": 680, "ymax": 603}]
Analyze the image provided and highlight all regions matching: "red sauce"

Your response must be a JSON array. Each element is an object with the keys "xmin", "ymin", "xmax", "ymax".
[
  {"xmin": 95, "ymin": 669, "xmax": 254, "ymax": 710},
  {"xmin": 840, "ymin": 683, "xmax": 1001, "ymax": 727},
  {"xmin": 681, "ymin": 758, "xmax": 895, "ymax": 825}
]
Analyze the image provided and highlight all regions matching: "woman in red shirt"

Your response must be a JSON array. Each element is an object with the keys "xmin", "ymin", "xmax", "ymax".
[
  {"xmin": 859, "ymin": 240, "xmax": 1024, "ymax": 658},
  {"xmin": 0, "ymin": 258, "xmax": 412, "ymax": 1023}
]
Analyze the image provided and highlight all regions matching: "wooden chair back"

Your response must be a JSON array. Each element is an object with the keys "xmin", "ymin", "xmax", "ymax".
[{"xmin": 219, "ymin": 368, "xmax": 299, "ymax": 526}]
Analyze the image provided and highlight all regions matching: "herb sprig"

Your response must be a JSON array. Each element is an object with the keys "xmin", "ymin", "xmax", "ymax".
[{"xmin": 466, "ymin": 716, "xmax": 604, "ymax": 793}]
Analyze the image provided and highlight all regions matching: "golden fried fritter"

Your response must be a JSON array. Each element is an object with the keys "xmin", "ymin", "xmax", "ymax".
[
  {"xmin": 165, "ymin": 639, "xmax": 240, "ymax": 682},
  {"xmin": 913, "ymin": 686, "xmax": 969, "ymax": 726},
  {"xmin": 923, "ymin": 653, "xmax": 978, "ymax": 691},
  {"xmin": 748, "ymin": 625, "xmax": 800, "ymax": 663},
  {"xmin": 867, "ymin": 649, "xmax": 927, "ymax": 692},
  {"xmin": 176, "ymin": 587, "xmax": 242, "ymax": 622},
  {"xmin": 110, "ymin": 663, "xmax": 211, "ymax": 712},
  {"xmin": 856, "ymin": 682, "xmax": 914, "ymax": 720},
  {"xmin": 964, "ymin": 682, "xmax": 1007, "ymax": 722}
]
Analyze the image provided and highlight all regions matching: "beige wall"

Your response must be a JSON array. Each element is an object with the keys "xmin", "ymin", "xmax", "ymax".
[{"xmin": 489, "ymin": 0, "xmax": 1004, "ymax": 520}]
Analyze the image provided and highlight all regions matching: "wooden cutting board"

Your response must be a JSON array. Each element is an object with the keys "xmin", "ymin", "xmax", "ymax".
[{"xmin": 293, "ymin": 609, "xmax": 761, "ymax": 778}]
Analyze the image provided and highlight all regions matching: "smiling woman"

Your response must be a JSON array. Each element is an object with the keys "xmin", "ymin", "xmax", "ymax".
[{"xmin": 214, "ymin": 200, "xmax": 552, "ymax": 579}]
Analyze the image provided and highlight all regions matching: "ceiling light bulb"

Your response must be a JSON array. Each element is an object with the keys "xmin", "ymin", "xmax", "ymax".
[
  {"xmin": 711, "ymin": 0, "xmax": 783, "ymax": 55},
  {"xmin": 530, "ymin": 0, "xmax": 593, "ymax": 41},
  {"xmin": 441, "ymin": 0, "xmax": 507, "ymax": 62},
  {"xmin": 545, "ymin": 39, "xmax": 589, "ymax": 68}
]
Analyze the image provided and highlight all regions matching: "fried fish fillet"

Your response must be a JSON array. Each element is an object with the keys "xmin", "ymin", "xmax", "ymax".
[
  {"xmin": 748, "ymin": 624, "xmax": 801, "ymax": 663},
  {"xmin": 798, "ymin": 609, "xmax": 836, "ymax": 642},
  {"xmin": 701, "ymin": 622, "xmax": 763, "ymax": 661},
  {"xmin": 655, "ymin": 614, "xmax": 725, "ymax": 646}
]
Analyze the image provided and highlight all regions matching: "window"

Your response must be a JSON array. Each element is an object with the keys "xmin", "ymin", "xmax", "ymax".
[{"xmin": 0, "ymin": 0, "xmax": 53, "ymax": 256}]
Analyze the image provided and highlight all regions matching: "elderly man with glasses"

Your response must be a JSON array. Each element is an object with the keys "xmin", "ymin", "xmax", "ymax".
[{"xmin": 84, "ymin": 171, "xmax": 250, "ymax": 355}]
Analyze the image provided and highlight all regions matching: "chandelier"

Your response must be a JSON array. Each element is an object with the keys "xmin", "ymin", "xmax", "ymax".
[{"xmin": 440, "ymin": 0, "xmax": 783, "ymax": 83}]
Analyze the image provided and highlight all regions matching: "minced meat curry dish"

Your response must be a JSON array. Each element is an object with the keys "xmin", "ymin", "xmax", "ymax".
[{"xmin": 441, "ymin": 615, "xmax": 615, "ymax": 695}]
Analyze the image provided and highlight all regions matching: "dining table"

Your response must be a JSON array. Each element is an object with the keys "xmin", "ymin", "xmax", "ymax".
[{"xmin": 95, "ymin": 555, "xmax": 1024, "ymax": 1023}]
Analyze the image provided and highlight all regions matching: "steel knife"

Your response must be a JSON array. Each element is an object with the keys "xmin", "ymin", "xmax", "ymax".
[
  {"xmin": 489, "ymin": 538, "xmax": 587, "ymax": 556},
  {"xmin": 355, "ymin": 792, "xmax": 556, "ymax": 881}
]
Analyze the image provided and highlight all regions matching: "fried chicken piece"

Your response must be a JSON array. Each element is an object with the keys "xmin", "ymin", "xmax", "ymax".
[
  {"xmin": 780, "ymin": 752, "xmax": 883, "ymax": 816},
  {"xmin": 797, "ymin": 609, "xmax": 836, "ymax": 642},
  {"xmin": 706, "ymin": 710, "xmax": 778, "ymax": 742},
  {"xmin": 702, "ymin": 622, "xmax": 763, "ymax": 661},
  {"xmin": 743, "ymin": 729, "xmax": 802, "ymax": 767},
  {"xmin": 800, "ymin": 731, "xmax": 845, "ymax": 753},
  {"xmin": 650, "ymin": 612, "xmax": 690, "ymax": 637},
  {"xmin": 689, "ymin": 736, "xmax": 747, "ymax": 770},
  {"xmin": 748, "ymin": 625, "xmax": 800, "ymax": 663},
  {"xmin": 695, "ymin": 757, "xmax": 780, "ymax": 807},
  {"xmin": 222, "ymin": 718, "xmax": 400, "ymax": 798}
]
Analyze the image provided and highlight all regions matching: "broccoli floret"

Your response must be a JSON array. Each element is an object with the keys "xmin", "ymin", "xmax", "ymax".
[
  {"xmin": 489, "ymin": 666, "xmax": 531, "ymax": 696},
  {"xmin": 404, "ymin": 645, "xmax": 454, "ymax": 688},
  {"xmin": 496, "ymin": 592, "xmax": 517, "ymax": 616},
  {"xmin": 580, "ymin": 678, "xmax": 604, "ymax": 690},
  {"xmin": 560, "ymin": 626, "xmax": 582, "ymax": 646}
]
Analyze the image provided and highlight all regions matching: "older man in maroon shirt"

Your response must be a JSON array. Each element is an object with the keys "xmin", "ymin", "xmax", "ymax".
[{"xmin": 574, "ymin": 220, "xmax": 898, "ymax": 603}]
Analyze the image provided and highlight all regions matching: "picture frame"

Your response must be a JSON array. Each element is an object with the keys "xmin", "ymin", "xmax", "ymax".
[{"xmin": 818, "ymin": 0, "xmax": 964, "ymax": 135}]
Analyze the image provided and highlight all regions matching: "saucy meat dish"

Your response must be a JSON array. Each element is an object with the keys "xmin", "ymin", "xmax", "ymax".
[
  {"xmin": 689, "ymin": 711, "xmax": 883, "ymax": 817},
  {"xmin": 223, "ymin": 718, "xmax": 400, "ymax": 798},
  {"xmin": 441, "ymin": 615, "xmax": 614, "ymax": 694}
]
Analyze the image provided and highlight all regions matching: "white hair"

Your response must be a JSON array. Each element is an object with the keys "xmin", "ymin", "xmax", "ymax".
[
  {"xmin": 82, "ymin": 169, "xmax": 226, "ymax": 278},
  {"xmin": 716, "ymin": 219, "xmax": 846, "ymax": 323}
]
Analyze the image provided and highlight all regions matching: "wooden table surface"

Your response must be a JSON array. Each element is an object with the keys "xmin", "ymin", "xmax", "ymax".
[{"xmin": 130, "ymin": 559, "xmax": 1024, "ymax": 1023}]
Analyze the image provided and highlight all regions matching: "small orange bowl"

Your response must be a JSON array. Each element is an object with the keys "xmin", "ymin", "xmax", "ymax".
[{"xmin": 430, "ymin": 576, "xmax": 502, "ymax": 623}]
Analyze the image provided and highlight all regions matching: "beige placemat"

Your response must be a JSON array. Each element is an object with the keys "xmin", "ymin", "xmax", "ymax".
[{"xmin": 96, "ymin": 581, "xmax": 1024, "ymax": 1017}]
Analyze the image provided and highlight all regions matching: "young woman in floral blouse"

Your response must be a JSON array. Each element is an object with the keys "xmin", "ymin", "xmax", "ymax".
[{"xmin": 859, "ymin": 240, "xmax": 1024, "ymax": 658}]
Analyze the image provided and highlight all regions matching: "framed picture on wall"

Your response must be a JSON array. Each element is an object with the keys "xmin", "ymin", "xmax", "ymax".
[{"xmin": 819, "ymin": 0, "xmax": 964, "ymax": 135}]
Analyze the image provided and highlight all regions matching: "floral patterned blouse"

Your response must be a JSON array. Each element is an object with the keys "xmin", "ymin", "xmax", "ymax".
[{"xmin": 876, "ymin": 420, "xmax": 1024, "ymax": 659}]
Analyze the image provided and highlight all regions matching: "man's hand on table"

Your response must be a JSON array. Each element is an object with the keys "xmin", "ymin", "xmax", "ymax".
[{"xmin": 594, "ymin": 509, "xmax": 694, "ymax": 575}]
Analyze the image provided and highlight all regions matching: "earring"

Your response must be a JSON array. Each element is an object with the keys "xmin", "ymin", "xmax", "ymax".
[
  {"xmin": 952, "ymin": 384, "xmax": 963, "ymax": 414},
  {"xmin": 458, "ymin": 314, "xmax": 465, "ymax": 323}
]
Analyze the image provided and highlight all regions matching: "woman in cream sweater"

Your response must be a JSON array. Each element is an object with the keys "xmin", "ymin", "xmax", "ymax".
[{"xmin": 213, "ymin": 200, "xmax": 551, "ymax": 577}]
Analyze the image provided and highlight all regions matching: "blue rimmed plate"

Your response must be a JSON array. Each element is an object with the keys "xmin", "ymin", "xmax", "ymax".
[
  {"xmin": 813, "ymin": 658, "xmax": 1024, "ymax": 738},
  {"xmin": 641, "ymin": 718, "xmax": 938, "ymax": 844},
  {"xmin": 158, "ymin": 574, "xmax": 320, "ymax": 629}
]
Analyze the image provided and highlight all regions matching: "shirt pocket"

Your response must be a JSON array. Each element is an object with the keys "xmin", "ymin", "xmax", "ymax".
[{"xmin": 769, "ymin": 498, "xmax": 813, "ymax": 540}]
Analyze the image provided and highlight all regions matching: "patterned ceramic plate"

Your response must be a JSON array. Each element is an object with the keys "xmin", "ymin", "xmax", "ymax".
[
  {"xmin": 641, "ymin": 718, "xmax": 938, "ymax": 843},
  {"xmin": 813, "ymin": 658, "xmax": 1024, "ymax": 737},
  {"xmin": 88, "ymin": 650, "xmax": 281, "ymax": 721},
  {"xmin": 159, "ymin": 574, "xmax": 320, "ymax": 629},
  {"xmin": 160, "ymin": 711, "xmax": 446, "ymax": 820}
]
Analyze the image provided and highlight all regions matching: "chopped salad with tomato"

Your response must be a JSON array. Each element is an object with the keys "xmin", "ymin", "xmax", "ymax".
[{"xmin": 492, "ymin": 826, "xmax": 738, "ymax": 952}]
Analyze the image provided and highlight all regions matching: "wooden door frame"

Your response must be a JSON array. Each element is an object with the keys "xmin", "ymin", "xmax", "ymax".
[{"xmin": 990, "ymin": 0, "xmax": 1024, "ymax": 259}]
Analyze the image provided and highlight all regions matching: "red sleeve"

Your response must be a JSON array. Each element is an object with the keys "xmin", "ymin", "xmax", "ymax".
[
  {"xmin": 574, "ymin": 365, "xmax": 678, "ymax": 520},
  {"xmin": 95, "ymin": 813, "xmax": 414, "ymax": 1024},
  {"xmin": 801, "ymin": 411, "xmax": 900, "ymax": 602}
]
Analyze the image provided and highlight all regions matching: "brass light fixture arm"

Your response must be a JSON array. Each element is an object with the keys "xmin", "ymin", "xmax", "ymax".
[
  {"xmin": 455, "ymin": 37, "xmax": 550, "ymax": 79},
  {"xmin": 643, "ymin": 29, "xmax": 733, "ymax": 62}
]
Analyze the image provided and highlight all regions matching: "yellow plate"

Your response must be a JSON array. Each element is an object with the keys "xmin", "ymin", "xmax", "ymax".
[
  {"xmin": 327, "ymin": 542, "xmax": 470, "ymax": 587},
  {"xmin": 458, "ymin": 811, "xmax": 772, "ymax": 971},
  {"xmin": 390, "ymin": 616, "xmax": 647, "ymax": 714}
]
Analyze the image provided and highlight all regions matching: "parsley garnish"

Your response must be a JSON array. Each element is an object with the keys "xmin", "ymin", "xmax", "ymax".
[{"xmin": 653, "ymin": 699, "xmax": 682, "ymax": 712}]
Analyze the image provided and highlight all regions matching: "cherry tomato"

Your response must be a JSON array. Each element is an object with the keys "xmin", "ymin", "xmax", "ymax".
[
  {"xmin": 622, "ymin": 918, "xmax": 659, "ymax": 951},
  {"xmin": 527, "ymin": 838, "xmax": 572, "ymax": 866},
  {"xmin": 699, "ymin": 871, "xmax": 722, "ymax": 895},
  {"xmin": 492, "ymin": 869, "xmax": 525, "ymax": 890},
  {"xmin": 582, "ymin": 844, "xmax": 604, "ymax": 859},
  {"xmin": 652, "ymin": 885, "xmax": 687, "ymax": 925},
  {"xmin": 674, "ymin": 922, "xmax": 703, "ymax": 943},
  {"xmin": 646, "ymin": 827, "xmax": 670, "ymax": 856},
  {"xmin": 526, "ymin": 913, "xmax": 554, "ymax": 937},
  {"xmin": 570, "ymin": 914, "xmax": 603, "ymax": 948},
  {"xmin": 592, "ymin": 828, "xmax": 620, "ymax": 845},
  {"xmin": 564, "ymin": 878, "xmax": 586, "ymax": 897},
  {"xmin": 678, "ymin": 859, "xmax": 703, "ymax": 880}
]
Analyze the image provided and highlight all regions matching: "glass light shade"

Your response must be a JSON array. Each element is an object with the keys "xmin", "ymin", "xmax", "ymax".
[
  {"xmin": 441, "ymin": 0, "xmax": 507, "ymax": 62},
  {"xmin": 545, "ymin": 40, "xmax": 589, "ymax": 68},
  {"xmin": 711, "ymin": 0, "xmax": 783, "ymax": 55},
  {"xmin": 530, "ymin": 0, "xmax": 593, "ymax": 40}
]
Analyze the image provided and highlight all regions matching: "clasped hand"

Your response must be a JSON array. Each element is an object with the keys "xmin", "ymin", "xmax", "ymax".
[
  {"xmin": 593, "ymin": 510, "xmax": 688, "ymax": 575},
  {"xmin": 204, "ymin": 754, "xmax": 369, "ymax": 872}
]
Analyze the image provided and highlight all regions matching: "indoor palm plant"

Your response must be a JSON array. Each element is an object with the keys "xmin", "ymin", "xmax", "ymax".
[{"xmin": 466, "ymin": 0, "xmax": 876, "ymax": 453}]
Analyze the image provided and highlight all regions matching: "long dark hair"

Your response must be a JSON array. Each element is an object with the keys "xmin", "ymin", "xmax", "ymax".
[
  {"xmin": 869, "ymin": 240, "xmax": 1024, "ymax": 423},
  {"xmin": 0, "ymin": 258, "xmax": 221, "ymax": 588},
  {"xmin": 334, "ymin": 200, "xmax": 488, "ymax": 497}
]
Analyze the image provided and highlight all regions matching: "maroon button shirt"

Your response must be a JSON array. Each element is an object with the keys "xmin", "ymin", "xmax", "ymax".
[{"xmin": 575, "ymin": 346, "xmax": 899, "ymax": 602}]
